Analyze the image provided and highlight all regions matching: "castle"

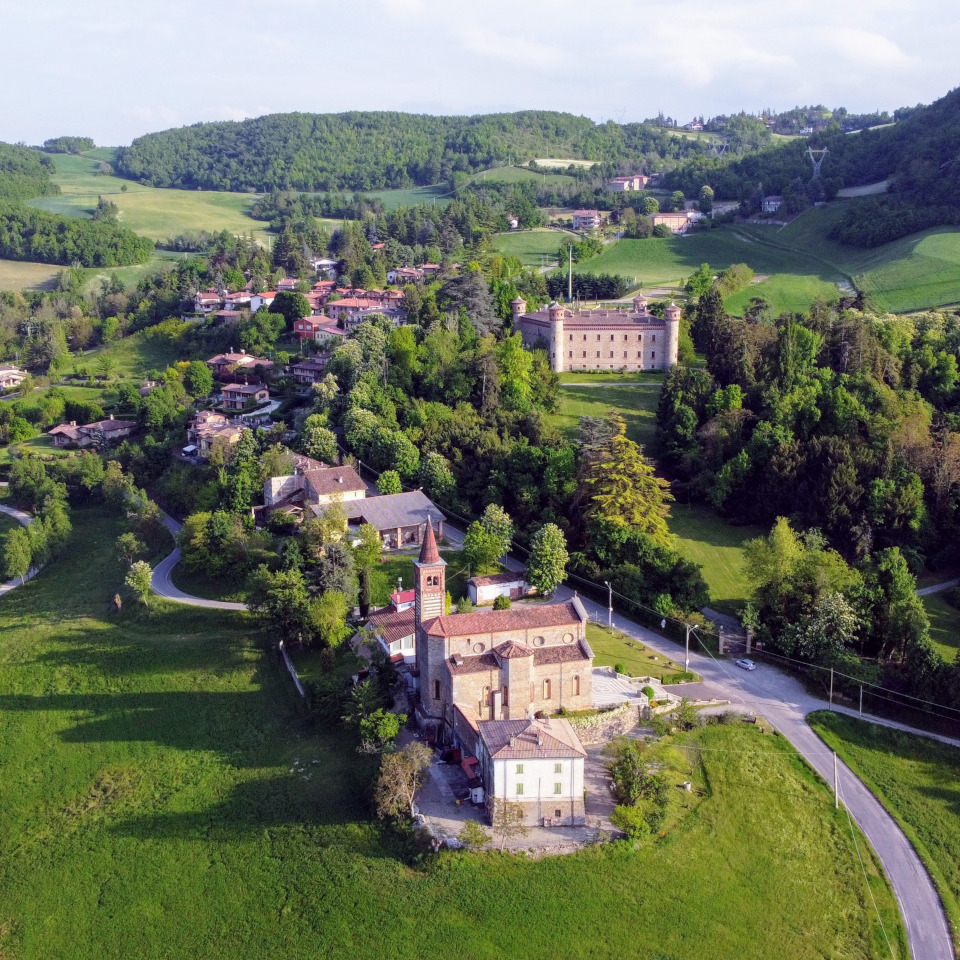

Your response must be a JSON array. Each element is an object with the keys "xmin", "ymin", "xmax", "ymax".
[
  {"xmin": 412, "ymin": 522, "xmax": 594, "ymax": 824},
  {"xmin": 514, "ymin": 295, "xmax": 681, "ymax": 373}
]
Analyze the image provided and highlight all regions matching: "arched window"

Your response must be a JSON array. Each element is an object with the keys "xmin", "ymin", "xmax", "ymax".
[
  {"xmin": 433, "ymin": 680, "xmax": 441, "ymax": 701},
  {"xmin": 544, "ymin": 678, "xmax": 552, "ymax": 700},
  {"xmin": 573, "ymin": 675, "xmax": 580, "ymax": 697}
]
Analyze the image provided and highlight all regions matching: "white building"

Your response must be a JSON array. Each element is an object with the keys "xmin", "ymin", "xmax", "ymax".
[
  {"xmin": 475, "ymin": 717, "xmax": 586, "ymax": 826},
  {"xmin": 467, "ymin": 572, "xmax": 533, "ymax": 606}
]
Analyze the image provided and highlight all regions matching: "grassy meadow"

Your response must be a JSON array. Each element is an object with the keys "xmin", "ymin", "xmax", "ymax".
[
  {"xmin": 0, "ymin": 510, "xmax": 905, "ymax": 959},
  {"xmin": 547, "ymin": 379, "xmax": 662, "ymax": 449},
  {"xmin": 491, "ymin": 228, "xmax": 564, "ymax": 267},
  {"xmin": 809, "ymin": 711, "xmax": 960, "ymax": 950},
  {"xmin": 28, "ymin": 151, "xmax": 272, "ymax": 244},
  {"xmin": 586, "ymin": 623, "xmax": 692, "ymax": 681},
  {"xmin": 922, "ymin": 591, "xmax": 960, "ymax": 662},
  {"xmin": 668, "ymin": 502, "xmax": 766, "ymax": 615}
]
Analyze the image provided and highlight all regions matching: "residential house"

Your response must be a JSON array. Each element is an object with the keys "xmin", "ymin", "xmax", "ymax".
[
  {"xmin": 325, "ymin": 298, "xmax": 384, "ymax": 326},
  {"xmin": 193, "ymin": 290, "xmax": 222, "ymax": 314},
  {"xmin": 762, "ymin": 195, "xmax": 784, "ymax": 213},
  {"xmin": 0, "ymin": 365, "xmax": 27, "ymax": 389},
  {"xmin": 468, "ymin": 572, "xmax": 534, "ymax": 606},
  {"xmin": 293, "ymin": 315, "xmax": 340, "ymax": 343},
  {"xmin": 289, "ymin": 357, "xmax": 330, "ymax": 384},
  {"xmin": 651, "ymin": 211, "xmax": 692, "ymax": 234},
  {"xmin": 249, "ymin": 292, "xmax": 276, "ymax": 313},
  {"xmin": 223, "ymin": 291, "xmax": 252, "ymax": 310},
  {"xmin": 366, "ymin": 588, "xmax": 417, "ymax": 665},
  {"xmin": 213, "ymin": 310, "xmax": 245, "ymax": 325},
  {"xmin": 387, "ymin": 266, "xmax": 424, "ymax": 284},
  {"xmin": 310, "ymin": 257, "xmax": 340, "ymax": 278},
  {"xmin": 339, "ymin": 491, "xmax": 442, "ymax": 549},
  {"xmin": 475, "ymin": 717, "xmax": 586, "ymax": 826},
  {"xmin": 263, "ymin": 462, "xmax": 366, "ymax": 515},
  {"xmin": 276, "ymin": 277, "xmax": 300, "ymax": 292},
  {"xmin": 507, "ymin": 216, "xmax": 519, "ymax": 230},
  {"xmin": 221, "ymin": 382, "xmax": 269, "ymax": 411},
  {"xmin": 572, "ymin": 209, "xmax": 602, "ymax": 231},
  {"xmin": 420, "ymin": 263, "xmax": 441, "ymax": 279},
  {"xmin": 207, "ymin": 350, "xmax": 274, "ymax": 382},
  {"xmin": 185, "ymin": 410, "xmax": 245, "ymax": 457},
  {"xmin": 606, "ymin": 175, "xmax": 649, "ymax": 192},
  {"xmin": 48, "ymin": 415, "xmax": 137, "ymax": 448}
]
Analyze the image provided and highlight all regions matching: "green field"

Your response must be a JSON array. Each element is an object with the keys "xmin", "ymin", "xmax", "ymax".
[
  {"xmin": 28, "ymin": 151, "xmax": 272, "ymax": 244},
  {"xmin": 358, "ymin": 184, "xmax": 452, "ymax": 211},
  {"xmin": 669, "ymin": 503, "xmax": 766, "ymax": 615},
  {"xmin": 586, "ymin": 623, "xmax": 693, "ymax": 681},
  {"xmin": 477, "ymin": 165, "xmax": 576, "ymax": 187},
  {"xmin": 0, "ymin": 511, "xmax": 904, "ymax": 959},
  {"xmin": 491, "ymin": 228, "xmax": 565, "ymax": 266},
  {"xmin": 547, "ymin": 380, "xmax": 662, "ymax": 449},
  {"xmin": 922, "ymin": 591, "xmax": 960, "ymax": 662},
  {"xmin": 74, "ymin": 327, "xmax": 184, "ymax": 379},
  {"xmin": 810, "ymin": 711, "xmax": 960, "ymax": 950}
]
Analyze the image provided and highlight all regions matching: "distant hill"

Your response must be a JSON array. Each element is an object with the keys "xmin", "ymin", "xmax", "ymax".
[
  {"xmin": 114, "ymin": 110, "xmax": 723, "ymax": 192},
  {"xmin": 0, "ymin": 141, "xmax": 59, "ymax": 203}
]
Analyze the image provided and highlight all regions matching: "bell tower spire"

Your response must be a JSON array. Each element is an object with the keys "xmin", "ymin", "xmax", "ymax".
[{"xmin": 414, "ymin": 516, "xmax": 446, "ymax": 626}]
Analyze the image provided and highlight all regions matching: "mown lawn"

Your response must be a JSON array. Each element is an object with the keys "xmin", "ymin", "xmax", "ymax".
[
  {"xmin": 922, "ymin": 591, "xmax": 960, "ymax": 662},
  {"xmin": 547, "ymin": 381, "xmax": 662, "ymax": 449},
  {"xmin": 369, "ymin": 548, "xmax": 468, "ymax": 608},
  {"xmin": 0, "ymin": 507, "xmax": 906, "ymax": 959},
  {"xmin": 668, "ymin": 503, "xmax": 767, "ymax": 615},
  {"xmin": 490, "ymin": 228, "xmax": 565, "ymax": 266},
  {"xmin": 72, "ymin": 327, "xmax": 184, "ymax": 379},
  {"xmin": 723, "ymin": 272, "xmax": 840, "ymax": 317},
  {"xmin": 586, "ymin": 623, "xmax": 694, "ymax": 681},
  {"xmin": 809, "ymin": 711, "xmax": 960, "ymax": 951},
  {"xmin": 0, "ymin": 511, "xmax": 22, "ymax": 539}
]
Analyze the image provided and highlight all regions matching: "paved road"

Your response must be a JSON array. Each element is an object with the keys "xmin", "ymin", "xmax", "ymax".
[
  {"xmin": 0, "ymin": 502, "xmax": 38, "ymax": 596},
  {"xmin": 917, "ymin": 578, "xmax": 960, "ymax": 597},
  {"xmin": 150, "ymin": 512, "xmax": 248, "ymax": 611},
  {"xmin": 554, "ymin": 584, "xmax": 955, "ymax": 960}
]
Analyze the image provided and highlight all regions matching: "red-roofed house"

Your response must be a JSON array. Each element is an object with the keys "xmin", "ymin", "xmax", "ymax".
[
  {"xmin": 48, "ymin": 415, "xmax": 137, "ymax": 448},
  {"xmin": 467, "ymin": 572, "xmax": 533, "ymax": 605},
  {"xmin": 221, "ymin": 382, "xmax": 269, "ymax": 411},
  {"xmin": 194, "ymin": 290, "xmax": 222, "ymax": 314},
  {"xmin": 387, "ymin": 266, "xmax": 423, "ymax": 284},
  {"xmin": 293, "ymin": 315, "xmax": 343, "ymax": 344},
  {"xmin": 325, "ymin": 298, "xmax": 383, "ymax": 325},
  {"xmin": 207, "ymin": 350, "xmax": 274, "ymax": 381},
  {"xmin": 250, "ymin": 292, "xmax": 276, "ymax": 313},
  {"xmin": 572, "ymin": 210, "xmax": 602, "ymax": 231}
]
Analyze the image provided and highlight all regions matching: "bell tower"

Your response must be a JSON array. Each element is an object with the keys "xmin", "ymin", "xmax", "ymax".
[{"xmin": 414, "ymin": 517, "xmax": 446, "ymax": 626}]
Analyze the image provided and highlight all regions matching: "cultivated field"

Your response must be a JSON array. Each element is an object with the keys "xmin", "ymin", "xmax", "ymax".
[
  {"xmin": 534, "ymin": 157, "xmax": 596, "ymax": 168},
  {"xmin": 0, "ymin": 512, "xmax": 904, "ymax": 959},
  {"xmin": 668, "ymin": 503, "xmax": 766, "ymax": 615},
  {"xmin": 546, "ymin": 378, "xmax": 662, "ymax": 449},
  {"xmin": 28, "ymin": 151, "xmax": 272, "ymax": 244},
  {"xmin": 0, "ymin": 259, "xmax": 62, "ymax": 292},
  {"xmin": 810, "ymin": 711, "xmax": 960, "ymax": 950}
]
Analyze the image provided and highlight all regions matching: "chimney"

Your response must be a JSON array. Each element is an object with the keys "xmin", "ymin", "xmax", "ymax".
[
  {"xmin": 537, "ymin": 733, "xmax": 543, "ymax": 747},
  {"xmin": 509, "ymin": 735, "xmax": 516, "ymax": 748}
]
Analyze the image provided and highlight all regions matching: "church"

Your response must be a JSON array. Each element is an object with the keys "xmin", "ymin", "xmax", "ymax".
[{"xmin": 411, "ymin": 521, "xmax": 594, "ymax": 824}]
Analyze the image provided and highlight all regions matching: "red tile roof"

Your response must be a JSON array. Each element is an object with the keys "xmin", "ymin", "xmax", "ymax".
[
  {"xmin": 494, "ymin": 639, "xmax": 533, "ymax": 659},
  {"xmin": 479, "ymin": 718, "xmax": 586, "ymax": 759},
  {"xmin": 302, "ymin": 465, "xmax": 366, "ymax": 499},
  {"xmin": 424, "ymin": 601, "xmax": 582, "ymax": 639},
  {"xmin": 367, "ymin": 607, "xmax": 415, "ymax": 646},
  {"xmin": 418, "ymin": 519, "xmax": 441, "ymax": 565}
]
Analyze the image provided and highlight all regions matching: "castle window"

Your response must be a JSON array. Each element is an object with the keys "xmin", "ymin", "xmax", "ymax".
[
  {"xmin": 582, "ymin": 334, "xmax": 586, "ymax": 341},
  {"xmin": 624, "ymin": 352, "xmax": 628, "ymax": 359},
  {"xmin": 568, "ymin": 334, "xmax": 572, "ymax": 341},
  {"xmin": 623, "ymin": 335, "xmax": 628, "ymax": 341},
  {"xmin": 555, "ymin": 808, "xmax": 562, "ymax": 818},
  {"xmin": 596, "ymin": 351, "xmax": 600, "ymax": 358},
  {"xmin": 637, "ymin": 351, "xmax": 642, "ymax": 358},
  {"xmin": 582, "ymin": 351, "xmax": 586, "ymax": 358},
  {"xmin": 610, "ymin": 334, "xmax": 614, "ymax": 341},
  {"xmin": 544, "ymin": 678, "xmax": 552, "ymax": 699},
  {"xmin": 609, "ymin": 351, "xmax": 614, "ymax": 358},
  {"xmin": 652, "ymin": 351, "xmax": 656, "ymax": 360},
  {"xmin": 596, "ymin": 334, "xmax": 601, "ymax": 341},
  {"xmin": 433, "ymin": 680, "xmax": 440, "ymax": 700},
  {"xmin": 482, "ymin": 685, "xmax": 490, "ymax": 705},
  {"xmin": 573, "ymin": 675, "xmax": 581, "ymax": 696},
  {"xmin": 652, "ymin": 335, "xmax": 656, "ymax": 342},
  {"xmin": 502, "ymin": 685, "xmax": 508, "ymax": 707}
]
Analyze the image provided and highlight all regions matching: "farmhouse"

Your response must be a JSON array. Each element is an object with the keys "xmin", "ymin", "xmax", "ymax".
[
  {"xmin": 339, "ymin": 490, "xmax": 443, "ymax": 549},
  {"xmin": 48, "ymin": 415, "xmax": 137, "ymax": 448},
  {"xmin": 221, "ymin": 383, "xmax": 269, "ymax": 411},
  {"xmin": 263, "ymin": 462, "xmax": 367, "ymax": 515},
  {"xmin": 468, "ymin": 572, "xmax": 533, "ymax": 605},
  {"xmin": 572, "ymin": 209, "xmax": 601, "ymax": 231},
  {"xmin": 0, "ymin": 364, "xmax": 27, "ymax": 389},
  {"xmin": 606, "ymin": 175, "xmax": 649, "ymax": 192},
  {"xmin": 514, "ymin": 295, "xmax": 681, "ymax": 373},
  {"xmin": 475, "ymin": 717, "xmax": 586, "ymax": 827},
  {"xmin": 651, "ymin": 211, "xmax": 692, "ymax": 234}
]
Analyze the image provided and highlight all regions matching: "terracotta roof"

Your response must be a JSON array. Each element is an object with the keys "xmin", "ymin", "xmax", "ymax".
[
  {"xmin": 291, "ymin": 453, "xmax": 327, "ymax": 473},
  {"xmin": 494, "ymin": 639, "xmax": 533, "ymax": 660},
  {"xmin": 222, "ymin": 382, "xmax": 268, "ymax": 396},
  {"xmin": 367, "ymin": 607, "xmax": 415, "ymax": 646},
  {"xmin": 448, "ymin": 652, "xmax": 499, "ymax": 676},
  {"xmin": 303, "ymin": 465, "xmax": 366, "ymax": 499},
  {"xmin": 470, "ymin": 572, "xmax": 525, "ymax": 587},
  {"xmin": 479, "ymin": 718, "xmax": 586, "ymax": 760},
  {"xmin": 533, "ymin": 640, "xmax": 591, "ymax": 666},
  {"xmin": 391, "ymin": 589, "xmax": 415, "ymax": 606},
  {"xmin": 86, "ymin": 417, "xmax": 136, "ymax": 433},
  {"xmin": 208, "ymin": 352, "xmax": 273, "ymax": 368},
  {"xmin": 419, "ymin": 518, "xmax": 441, "ymax": 564},
  {"xmin": 424, "ymin": 601, "xmax": 583, "ymax": 639}
]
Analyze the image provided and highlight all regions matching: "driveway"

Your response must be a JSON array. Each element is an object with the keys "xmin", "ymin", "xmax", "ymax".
[
  {"xmin": 0, "ymin": 502, "xmax": 37, "ymax": 597},
  {"xmin": 551, "ymin": 584, "xmax": 955, "ymax": 960}
]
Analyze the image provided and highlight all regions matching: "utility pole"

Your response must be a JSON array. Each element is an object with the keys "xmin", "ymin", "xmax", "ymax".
[
  {"xmin": 603, "ymin": 581, "xmax": 612, "ymax": 629},
  {"xmin": 829, "ymin": 667, "xmax": 834, "ymax": 710},
  {"xmin": 859, "ymin": 685, "xmax": 863, "ymax": 717},
  {"xmin": 834, "ymin": 751, "xmax": 839, "ymax": 809},
  {"xmin": 684, "ymin": 622, "xmax": 692, "ymax": 672}
]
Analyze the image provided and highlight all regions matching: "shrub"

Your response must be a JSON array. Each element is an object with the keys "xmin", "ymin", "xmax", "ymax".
[
  {"xmin": 614, "ymin": 662, "xmax": 626, "ymax": 675},
  {"xmin": 611, "ymin": 804, "xmax": 652, "ymax": 841},
  {"xmin": 492, "ymin": 594, "xmax": 511, "ymax": 610},
  {"xmin": 457, "ymin": 596, "xmax": 475, "ymax": 614},
  {"xmin": 642, "ymin": 685, "xmax": 656, "ymax": 700}
]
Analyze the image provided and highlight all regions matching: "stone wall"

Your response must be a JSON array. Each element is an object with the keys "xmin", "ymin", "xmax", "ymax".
[{"xmin": 567, "ymin": 702, "xmax": 642, "ymax": 745}]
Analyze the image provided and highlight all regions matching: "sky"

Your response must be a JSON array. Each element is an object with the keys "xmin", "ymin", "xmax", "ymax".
[{"xmin": 2, "ymin": 0, "xmax": 957, "ymax": 146}]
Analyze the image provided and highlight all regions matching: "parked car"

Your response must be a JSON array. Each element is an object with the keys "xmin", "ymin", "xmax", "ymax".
[{"xmin": 736, "ymin": 658, "xmax": 757, "ymax": 671}]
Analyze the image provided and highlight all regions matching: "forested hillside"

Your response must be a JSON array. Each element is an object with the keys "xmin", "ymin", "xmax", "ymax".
[
  {"xmin": 665, "ymin": 86, "xmax": 960, "ymax": 246},
  {"xmin": 115, "ymin": 110, "xmax": 720, "ymax": 192},
  {"xmin": 0, "ymin": 141, "xmax": 59, "ymax": 202}
]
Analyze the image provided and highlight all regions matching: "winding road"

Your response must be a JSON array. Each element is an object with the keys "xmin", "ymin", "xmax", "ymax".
[{"xmin": 145, "ymin": 512, "xmax": 955, "ymax": 959}]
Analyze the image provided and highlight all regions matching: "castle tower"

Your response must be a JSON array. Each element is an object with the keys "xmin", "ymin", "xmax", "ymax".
[
  {"xmin": 547, "ymin": 301, "xmax": 565, "ymax": 374},
  {"xmin": 510, "ymin": 297, "xmax": 527, "ymax": 321},
  {"xmin": 664, "ymin": 302, "xmax": 682, "ymax": 368},
  {"xmin": 632, "ymin": 293, "xmax": 648, "ymax": 314}
]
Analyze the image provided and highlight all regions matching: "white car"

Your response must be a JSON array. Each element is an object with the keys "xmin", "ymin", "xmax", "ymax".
[{"xmin": 736, "ymin": 658, "xmax": 757, "ymax": 671}]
